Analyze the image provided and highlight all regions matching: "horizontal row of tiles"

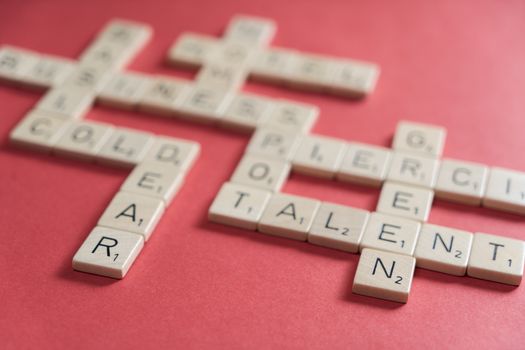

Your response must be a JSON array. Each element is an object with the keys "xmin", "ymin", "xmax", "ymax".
[
  {"xmin": 0, "ymin": 46, "xmax": 320, "ymax": 134},
  {"xmin": 0, "ymin": 18, "xmax": 152, "ymax": 91},
  {"xmin": 209, "ymin": 181, "xmax": 525, "ymax": 287},
  {"xmin": 167, "ymin": 32, "xmax": 380, "ymax": 98},
  {"xmin": 242, "ymin": 126, "xmax": 525, "ymax": 215},
  {"xmin": 10, "ymin": 110, "xmax": 200, "ymax": 170}
]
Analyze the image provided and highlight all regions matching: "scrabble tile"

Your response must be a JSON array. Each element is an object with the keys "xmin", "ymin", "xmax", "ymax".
[
  {"xmin": 121, "ymin": 161, "xmax": 185, "ymax": 205},
  {"xmin": 139, "ymin": 77, "xmax": 191, "ymax": 116},
  {"xmin": 98, "ymin": 72, "xmax": 151, "ymax": 110},
  {"xmin": 392, "ymin": 121, "xmax": 447, "ymax": 158},
  {"xmin": 0, "ymin": 45, "xmax": 38, "ymax": 84},
  {"xmin": 79, "ymin": 39, "xmax": 134, "ymax": 70},
  {"xmin": 353, "ymin": 248, "xmax": 416, "ymax": 303},
  {"xmin": 435, "ymin": 158, "xmax": 489, "ymax": 206},
  {"xmin": 245, "ymin": 127, "xmax": 301, "ymax": 161},
  {"xmin": 53, "ymin": 120, "xmax": 114, "ymax": 161},
  {"xmin": 262, "ymin": 99, "xmax": 319, "ymax": 133},
  {"xmin": 207, "ymin": 42, "xmax": 256, "ymax": 68},
  {"xmin": 61, "ymin": 63, "xmax": 112, "ymax": 92},
  {"xmin": 415, "ymin": 223, "xmax": 473, "ymax": 276},
  {"xmin": 337, "ymin": 142, "xmax": 392, "ymax": 187},
  {"xmin": 360, "ymin": 212, "xmax": 421, "ymax": 256},
  {"xmin": 258, "ymin": 193, "xmax": 320, "ymax": 241},
  {"xmin": 250, "ymin": 48, "xmax": 298, "ymax": 84},
  {"xmin": 208, "ymin": 182, "xmax": 272, "ymax": 230},
  {"xmin": 467, "ymin": 232, "xmax": 525, "ymax": 285},
  {"xmin": 223, "ymin": 15, "xmax": 277, "ymax": 47},
  {"xmin": 195, "ymin": 63, "xmax": 249, "ymax": 91},
  {"xmin": 387, "ymin": 151, "xmax": 440, "ymax": 188},
  {"xmin": 9, "ymin": 110, "xmax": 69, "ymax": 153},
  {"xmin": 286, "ymin": 54, "xmax": 336, "ymax": 92},
  {"xmin": 35, "ymin": 86, "xmax": 95, "ymax": 119},
  {"xmin": 483, "ymin": 167, "xmax": 525, "ymax": 215},
  {"xmin": 72, "ymin": 226, "xmax": 144, "ymax": 279},
  {"xmin": 142, "ymin": 136, "xmax": 200, "ymax": 173},
  {"xmin": 329, "ymin": 59, "xmax": 380, "ymax": 98},
  {"xmin": 292, "ymin": 135, "xmax": 346, "ymax": 179},
  {"xmin": 308, "ymin": 202, "xmax": 369, "ymax": 253},
  {"xmin": 230, "ymin": 154, "xmax": 291, "ymax": 192},
  {"xmin": 21, "ymin": 55, "xmax": 75, "ymax": 89},
  {"xmin": 97, "ymin": 127, "xmax": 154, "ymax": 168},
  {"xmin": 167, "ymin": 33, "xmax": 218, "ymax": 69},
  {"xmin": 96, "ymin": 19, "xmax": 153, "ymax": 51},
  {"xmin": 177, "ymin": 85, "xmax": 233, "ymax": 124},
  {"xmin": 220, "ymin": 93, "xmax": 274, "ymax": 132},
  {"xmin": 98, "ymin": 191, "xmax": 165, "ymax": 241},
  {"xmin": 376, "ymin": 182, "xmax": 434, "ymax": 222}
]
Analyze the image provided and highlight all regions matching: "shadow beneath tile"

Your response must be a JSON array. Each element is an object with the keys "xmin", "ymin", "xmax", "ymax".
[
  {"xmin": 414, "ymin": 267, "xmax": 518, "ymax": 293},
  {"xmin": 55, "ymin": 254, "xmax": 119, "ymax": 287},
  {"xmin": 339, "ymin": 263, "xmax": 405, "ymax": 309}
]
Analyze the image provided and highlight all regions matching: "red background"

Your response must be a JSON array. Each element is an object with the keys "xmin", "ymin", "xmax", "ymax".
[{"xmin": 1, "ymin": 0, "xmax": 524, "ymax": 348}]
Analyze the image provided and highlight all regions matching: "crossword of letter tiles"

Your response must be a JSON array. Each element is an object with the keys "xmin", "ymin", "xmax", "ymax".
[{"xmin": 2, "ymin": 15, "xmax": 525, "ymax": 301}]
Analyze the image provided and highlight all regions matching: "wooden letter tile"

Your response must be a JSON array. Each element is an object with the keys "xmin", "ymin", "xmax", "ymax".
[
  {"xmin": 258, "ymin": 193, "xmax": 320, "ymax": 241},
  {"xmin": 208, "ymin": 182, "xmax": 272, "ymax": 230},
  {"xmin": 376, "ymin": 182, "xmax": 434, "ymax": 222},
  {"xmin": 98, "ymin": 72, "xmax": 151, "ymax": 110},
  {"xmin": 387, "ymin": 151, "xmax": 440, "ymax": 188},
  {"xmin": 9, "ymin": 110, "xmax": 69, "ymax": 153},
  {"xmin": 221, "ymin": 93, "xmax": 274, "ymax": 132},
  {"xmin": 352, "ymin": 248, "xmax": 416, "ymax": 303},
  {"xmin": 230, "ymin": 154, "xmax": 291, "ymax": 192},
  {"xmin": 250, "ymin": 48, "xmax": 298, "ymax": 84},
  {"xmin": 292, "ymin": 135, "xmax": 346, "ymax": 179},
  {"xmin": 53, "ymin": 120, "xmax": 114, "ymax": 161},
  {"xmin": 139, "ymin": 77, "xmax": 190, "ymax": 116},
  {"xmin": 329, "ymin": 59, "xmax": 380, "ymax": 98},
  {"xmin": 36, "ymin": 86, "xmax": 95, "ymax": 119},
  {"xmin": 286, "ymin": 54, "xmax": 335, "ymax": 92},
  {"xmin": 177, "ymin": 85, "xmax": 233, "ymax": 124},
  {"xmin": 97, "ymin": 127, "xmax": 154, "ymax": 168},
  {"xmin": 167, "ymin": 33, "xmax": 218, "ymax": 69},
  {"xmin": 415, "ymin": 223, "xmax": 473, "ymax": 276},
  {"xmin": 195, "ymin": 63, "xmax": 248, "ymax": 91},
  {"xmin": 435, "ymin": 158, "xmax": 488, "ymax": 206},
  {"xmin": 121, "ymin": 161, "xmax": 185, "ymax": 205},
  {"xmin": 223, "ymin": 15, "xmax": 277, "ymax": 47},
  {"xmin": 262, "ymin": 99, "xmax": 318, "ymax": 133},
  {"xmin": 483, "ymin": 167, "xmax": 525, "ymax": 215},
  {"xmin": 337, "ymin": 142, "xmax": 391, "ymax": 187},
  {"xmin": 467, "ymin": 232, "xmax": 525, "ymax": 285},
  {"xmin": 360, "ymin": 212, "xmax": 421, "ymax": 256},
  {"xmin": 98, "ymin": 191, "xmax": 165, "ymax": 241},
  {"xmin": 21, "ymin": 55, "xmax": 75, "ymax": 89},
  {"xmin": 246, "ymin": 127, "xmax": 301, "ymax": 161},
  {"xmin": 142, "ymin": 136, "xmax": 200, "ymax": 174},
  {"xmin": 392, "ymin": 121, "xmax": 446, "ymax": 157},
  {"xmin": 0, "ymin": 45, "xmax": 39, "ymax": 85},
  {"xmin": 308, "ymin": 202, "xmax": 369, "ymax": 253},
  {"xmin": 72, "ymin": 226, "xmax": 144, "ymax": 279}
]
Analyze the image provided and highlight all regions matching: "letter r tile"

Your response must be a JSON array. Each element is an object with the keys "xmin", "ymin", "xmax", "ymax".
[{"xmin": 72, "ymin": 226, "xmax": 144, "ymax": 279}]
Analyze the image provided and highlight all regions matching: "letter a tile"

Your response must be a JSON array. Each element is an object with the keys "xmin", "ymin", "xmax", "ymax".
[
  {"xmin": 258, "ymin": 193, "xmax": 320, "ymax": 241},
  {"xmin": 98, "ymin": 191, "xmax": 165, "ymax": 241}
]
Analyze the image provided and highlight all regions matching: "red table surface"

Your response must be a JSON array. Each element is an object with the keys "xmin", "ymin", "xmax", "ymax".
[{"xmin": 1, "ymin": 0, "xmax": 525, "ymax": 348}]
